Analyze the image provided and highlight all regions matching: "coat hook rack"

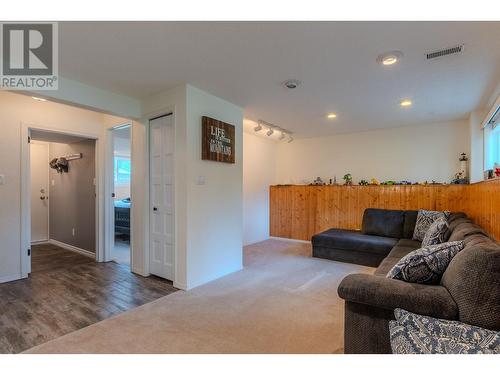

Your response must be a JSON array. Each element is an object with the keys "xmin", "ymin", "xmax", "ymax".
[
  {"xmin": 49, "ymin": 153, "xmax": 83, "ymax": 173},
  {"xmin": 62, "ymin": 153, "xmax": 83, "ymax": 161}
]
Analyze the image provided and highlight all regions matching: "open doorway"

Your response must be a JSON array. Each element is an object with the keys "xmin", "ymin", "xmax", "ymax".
[
  {"xmin": 110, "ymin": 125, "xmax": 132, "ymax": 265},
  {"xmin": 29, "ymin": 129, "xmax": 97, "ymax": 273}
]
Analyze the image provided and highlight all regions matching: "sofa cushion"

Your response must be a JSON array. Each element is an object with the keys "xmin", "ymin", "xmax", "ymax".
[
  {"xmin": 421, "ymin": 217, "xmax": 450, "ymax": 246},
  {"xmin": 447, "ymin": 212, "xmax": 468, "ymax": 231},
  {"xmin": 375, "ymin": 256, "xmax": 401, "ymax": 276},
  {"xmin": 312, "ymin": 228, "xmax": 398, "ymax": 256},
  {"xmin": 449, "ymin": 221, "xmax": 487, "ymax": 242},
  {"xmin": 412, "ymin": 209, "xmax": 450, "ymax": 241},
  {"xmin": 402, "ymin": 210, "xmax": 418, "ymax": 239},
  {"xmin": 374, "ymin": 240, "xmax": 422, "ymax": 276},
  {"xmin": 387, "ymin": 241, "xmax": 465, "ymax": 284},
  {"xmin": 388, "ymin": 239, "xmax": 422, "ymax": 259},
  {"xmin": 362, "ymin": 208, "xmax": 405, "ymax": 238},
  {"xmin": 440, "ymin": 238, "xmax": 500, "ymax": 331}
]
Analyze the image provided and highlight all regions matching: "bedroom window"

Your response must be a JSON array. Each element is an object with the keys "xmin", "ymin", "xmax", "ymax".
[{"xmin": 114, "ymin": 156, "xmax": 131, "ymax": 185}]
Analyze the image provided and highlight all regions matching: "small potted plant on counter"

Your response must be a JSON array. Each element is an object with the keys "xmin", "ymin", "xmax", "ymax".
[{"xmin": 343, "ymin": 173, "xmax": 353, "ymax": 186}]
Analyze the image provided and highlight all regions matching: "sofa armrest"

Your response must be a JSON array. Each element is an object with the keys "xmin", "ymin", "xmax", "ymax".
[{"xmin": 338, "ymin": 274, "xmax": 458, "ymax": 319}]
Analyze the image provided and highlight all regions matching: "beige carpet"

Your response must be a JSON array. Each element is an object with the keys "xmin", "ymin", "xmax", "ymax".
[{"xmin": 25, "ymin": 239, "xmax": 374, "ymax": 354}]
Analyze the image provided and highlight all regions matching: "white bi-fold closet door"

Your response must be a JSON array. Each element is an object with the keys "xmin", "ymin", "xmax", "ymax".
[{"xmin": 149, "ymin": 114, "xmax": 175, "ymax": 280}]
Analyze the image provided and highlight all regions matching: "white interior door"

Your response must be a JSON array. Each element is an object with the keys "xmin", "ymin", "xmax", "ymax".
[
  {"xmin": 149, "ymin": 115, "xmax": 174, "ymax": 280},
  {"xmin": 30, "ymin": 142, "xmax": 49, "ymax": 243}
]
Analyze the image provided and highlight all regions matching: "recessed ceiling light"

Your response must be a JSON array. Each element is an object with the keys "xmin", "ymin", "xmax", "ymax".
[
  {"xmin": 400, "ymin": 99, "xmax": 412, "ymax": 107},
  {"xmin": 283, "ymin": 79, "xmax": 301, "ymax": 89},
  {"xmin": 377, "ymin": 51, "xmax": 403, "ymax": 66},
  {"xmin": 327, "ymin": 113, "xmax": 337, "ymax": 119},
  {"xmin": 32, "ymin": 96, "xmax": 47, "ymax": 102}
]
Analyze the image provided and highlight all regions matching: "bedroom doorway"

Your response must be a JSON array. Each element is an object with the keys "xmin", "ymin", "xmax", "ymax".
[{"xmin": 110, "ymin": 125, "xmax": 132, "ymax": 266}]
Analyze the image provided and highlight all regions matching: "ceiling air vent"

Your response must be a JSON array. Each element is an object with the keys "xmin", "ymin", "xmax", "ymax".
[{"xmin": 426, "ymin": 45, "xmax": 464, "ymax": 60}]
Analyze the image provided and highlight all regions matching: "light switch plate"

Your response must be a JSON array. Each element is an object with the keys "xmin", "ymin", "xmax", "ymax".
[
  {"xmin": 196, "ymin": 176, "xmax": 206, "ymax": 185},
  {"xmin": 0, "ymin": 174, "xmax": 5, "ymax": 185}
]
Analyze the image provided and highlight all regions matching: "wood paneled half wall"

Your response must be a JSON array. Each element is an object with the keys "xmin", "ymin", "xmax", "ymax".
[{"xmin": 269, "ymin": 179, "xmax": 500, "ymax": 242}]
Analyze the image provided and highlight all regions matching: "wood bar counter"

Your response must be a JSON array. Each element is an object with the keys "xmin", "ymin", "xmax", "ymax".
[{"xmin": 270, "ymin": 179, "xmax": 500, "ymax": 242}]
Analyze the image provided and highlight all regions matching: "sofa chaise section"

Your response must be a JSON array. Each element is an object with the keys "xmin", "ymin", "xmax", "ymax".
[{"xmin": 312, "ymin": 208, "xmax": 417, "ymax": 267}]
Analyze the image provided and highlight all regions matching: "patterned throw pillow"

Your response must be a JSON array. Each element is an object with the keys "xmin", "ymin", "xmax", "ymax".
[
  {"xmin": 386, "ymin": 240, "xmax": 464, "ymax": 284},
  {"xmin": 412, "ymin": 209, "xmax": 450, "ymax": 241},
  {"xmin": 394, "ymin": 309, "xmax": 500, "ymax": 349},
  {"xmin": 421, "ymin": 217, "xmax": 450, "ymax": 246},
  {"xmin": 389, "ymin": 309, "xmax": 500, "ymax": 354}
]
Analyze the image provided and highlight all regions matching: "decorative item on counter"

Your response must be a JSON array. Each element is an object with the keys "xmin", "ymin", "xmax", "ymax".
[
  {"xmin": 370, "ymin": 178, "xmax": 380, "ymax": 185},
  {"xmin": 495, "ymin": 163, "xmax": 500, "ymax": 178},
  {"xmin": 381, "ymin": 180, "xmax": 395, "ymax": 185},
  {"xmin": 358, "ymin": 179, "xmax": 369, "ymax": 186},
  {"xmin": 311, "ymin": 177, "xmax": 325, "ymax": 185},
  {"xmin": 399, "ymin": 180, "xmax": 412, "ymax": 185},
  {"xmin": 451, "ymin": 171, "xmax": 468, "ymax": 184},
  {"xmin": 484, "ymin": 170, "xmax": 494, "ymax": 180},
  {"xmin": 451, "ymin": 152, "xmax": 470, "ymax": 184},
  {"xmin": 333, "ymin": 176, "xmax": 338, "ymax": 185},
  {"xmin": 343, "ymin": 173, "xmax": 353, "ymax": 186},
  {"xmin": 459, "ymin": 152, "xmax": 468, "ymax": 177}
]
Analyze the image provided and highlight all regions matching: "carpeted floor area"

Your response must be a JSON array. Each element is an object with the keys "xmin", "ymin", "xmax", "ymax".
[{"xmin": 25, "ymin": 239, "xmax": 374, "ymax": 354}]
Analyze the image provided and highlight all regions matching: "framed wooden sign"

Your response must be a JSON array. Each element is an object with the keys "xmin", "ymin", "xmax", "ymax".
[{"xmin": 201, "ymin": 116, "xmax": 235, "ymax": 163}]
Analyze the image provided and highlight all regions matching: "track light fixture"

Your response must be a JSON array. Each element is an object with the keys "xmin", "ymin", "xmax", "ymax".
[
  {"xmin": 254, "ymin": 123, "xmax": 263, "ymax": 132},
  {"xmin": 254, "ymin": 119, "xmax": 293, "ymax": 143}
]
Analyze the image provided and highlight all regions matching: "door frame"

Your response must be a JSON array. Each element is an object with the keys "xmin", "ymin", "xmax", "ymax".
[
  {"xmin": 142, "ymin": 108, "xmax": 177, "ymax": 285},
  {"xmin": 20, "ymin": 122, "xmax": 102, "ymax": 277},
  {"xmin": 105, "ymin": 123, "xmax": 133, "ymax": 265}
]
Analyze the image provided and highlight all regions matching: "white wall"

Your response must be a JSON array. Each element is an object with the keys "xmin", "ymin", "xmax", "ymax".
[
  {"xmin": 143, "ymin": 84, "xmax": 243, "ymax": 290},
  {"xmin": 469, "ymin": 110, "xmax": 487, "ymax": 183},
  {"xmin": 243, "ymin": 133, "xmax": 277, "ymax": 245},
  {"xmin": 185, "ymin": 85, "xmax": 243, "ymax": 289},
  {"xmin": 30, "ymin": 77, "xmax": 142, "ymax": 120},
  {"xmin": 275, "ymin": 120, "xmax": 470, "ymax": 185}
]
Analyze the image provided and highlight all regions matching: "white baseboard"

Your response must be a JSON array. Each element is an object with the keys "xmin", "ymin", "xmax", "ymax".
[
  {"xmin": 269, "ymin": 236, "xmax": 311, "ymax": 244},
  {"xmin": 173, "ymin": 281, "xmax": 188, "ymax": 291},
  {"xmin": 0, "ymin": 273, "xmax": 24, "ymax": 283},
  {"xmin": 49, "ymin": 239, "xmax": 96, "ymax": 259},
  {"xmin": 31, "ymin": 240, "xmax": 49, "ymax": 245}
]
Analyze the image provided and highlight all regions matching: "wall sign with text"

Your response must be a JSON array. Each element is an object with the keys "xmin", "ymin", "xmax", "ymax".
[{"xmin": 201, "ymin": 116, "xmax": 235, "ymax": 164}]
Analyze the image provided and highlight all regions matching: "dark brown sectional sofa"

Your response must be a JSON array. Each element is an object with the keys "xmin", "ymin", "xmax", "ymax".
[{"xmin": 313, "ymin": 208, "xmax": 500, "ymax": 353}]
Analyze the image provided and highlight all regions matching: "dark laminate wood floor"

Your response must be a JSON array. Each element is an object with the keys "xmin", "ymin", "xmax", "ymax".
[{"xmin": 0, "ymin": 243, "xmax": 178, "ymax": 354}]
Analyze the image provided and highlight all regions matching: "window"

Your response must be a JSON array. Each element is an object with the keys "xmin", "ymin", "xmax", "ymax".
[
  {"xmin": 114, "ymin": 156, "xmax": 131, "ymax": 185},
  {"xmin": 485, "ymin": 124, "xmax": 500, "ymax": 170}
]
